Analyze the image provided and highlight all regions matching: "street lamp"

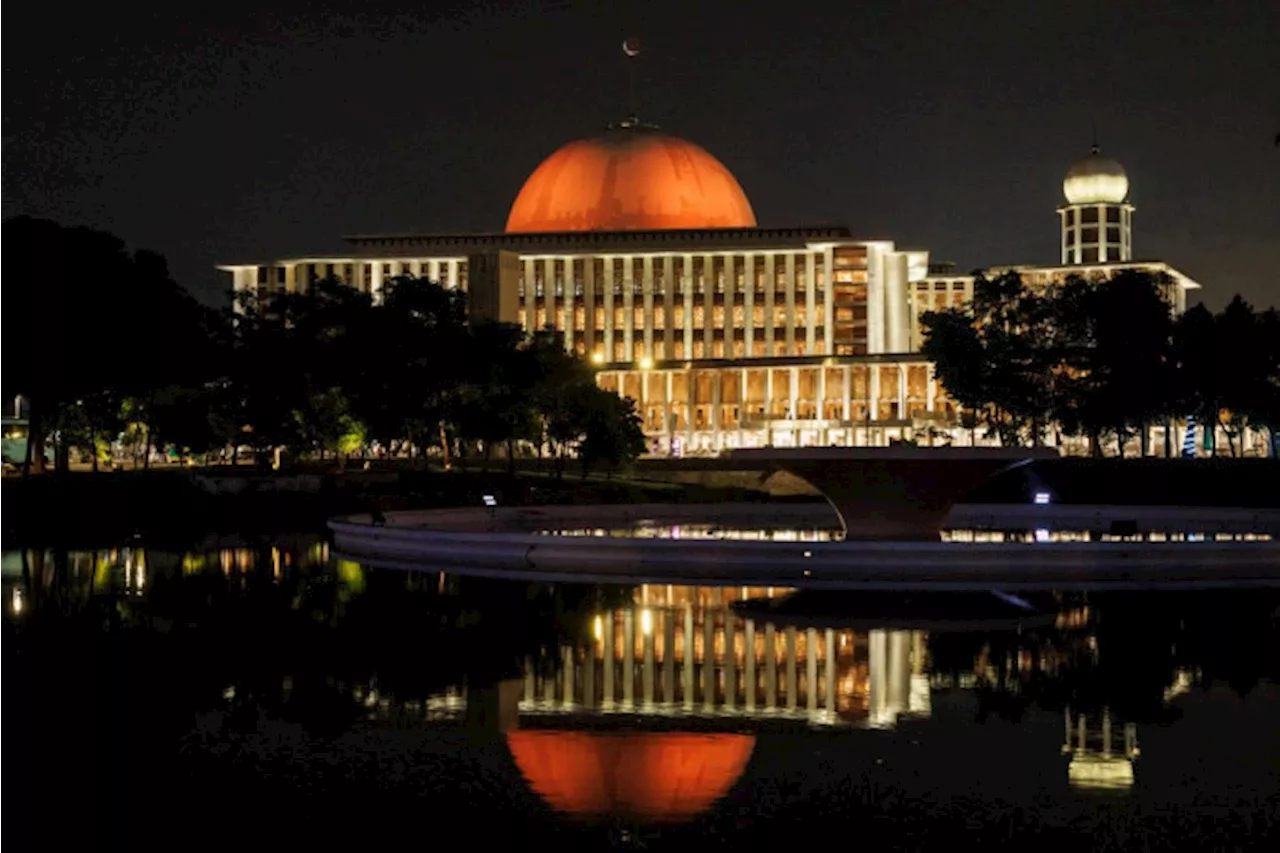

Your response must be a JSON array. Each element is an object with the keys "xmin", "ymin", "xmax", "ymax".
[
  {"xmin": 639, "ymin": 356, "xmax": 654, "ymax": 370},
  {"xmin": 590, "ymin": 351, "xmax": 605, "ymax": 366}
]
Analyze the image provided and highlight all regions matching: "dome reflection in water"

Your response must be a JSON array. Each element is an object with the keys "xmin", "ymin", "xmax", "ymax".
[{"xmin": 507, "ymin": 731, "xmax": 755, "ymax": 822}]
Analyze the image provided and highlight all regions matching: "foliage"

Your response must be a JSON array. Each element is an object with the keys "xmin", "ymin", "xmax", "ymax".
[
  {"xmin": 922, "ymin": 268, "xmax": 1277, "ymax": 455},
  {"xmin": 3, "ymin": 218, "xmax": 646, "ymax": 471}
]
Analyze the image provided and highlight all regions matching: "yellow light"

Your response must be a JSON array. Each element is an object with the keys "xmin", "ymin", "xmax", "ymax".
[
  {"xmin": 640, "ymin": 608, "xmax": 653, "ymax": 636},
  {"xmin": 639, "ymin": 356, "xmax": 654, "ymax": 370},
  {"xmin": 593, "ymin": 615, "xmax": 604, "ymax": 641},
  {"xmin": 591, "ymin": 351, "xmax": 605, "ymax": 365},
  {"xmin": 11, "ymin": 588, "xmax": 24, "ymax": 614}
]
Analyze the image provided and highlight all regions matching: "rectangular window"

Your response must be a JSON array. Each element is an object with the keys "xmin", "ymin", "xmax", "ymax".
[
  {"xmin": 1066, "ymin": 210, "xmax": 1076, "ymax": 226},
  {"xmin": 713, "ymin": 305, "xmax": 726, "ymax": 329},
  {"xmin": 1106, "ymin": 207, "xmax": 1121, "ymax": 223},
  {"xmin": 672, "ymin": 305, "xmax": 685, "ymax": 328},
  {"xmin": 1081, "ymin": 207, "xmax": 1099, "ymax": 224},
  {"xmin": 1082, "ymin": 247, "xmax": 1099, "ymax": 263},
  {"xmin": 257, "ymin": 267, "xmax": 268, "ymax": 284},
  {"xmin": 752, "ymin": 340, "xmax": 767, "ymax": 357},
  {"xmin": 1106, "ymin": 227, "xmax": 1121, "ymax": 243},
  {"xmin": 1082, "ymin": 226, "xmax": 1099, "ymax": 243},
  {"xmin": 693, "ymin": 340, "xmax": 705, "ymax": 358},
  {"xmin": 693, "ymin": 305, "xmax": 705, "ymax": 328},
  {"xmin": 574, "ymin": 306, "xmax": 586, "ymax": 330},
  {"xmin": 732, "ymin": 305, "xmax": 746, "ymax": 326}
]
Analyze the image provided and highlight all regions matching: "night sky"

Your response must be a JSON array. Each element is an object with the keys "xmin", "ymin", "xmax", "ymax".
[{"xmin": 6, "ymin": 1, "xmax": 1278, "ymax": 309}]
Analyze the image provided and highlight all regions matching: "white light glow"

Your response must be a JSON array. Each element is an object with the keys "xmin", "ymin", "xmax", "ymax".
[
  {"xmin": 640, "ymin": 608, "xmax": 653, "ymax": 636},
  {"xmin": 1034, "ymin": 491, "xmax": 1052, "ymax": 505}
]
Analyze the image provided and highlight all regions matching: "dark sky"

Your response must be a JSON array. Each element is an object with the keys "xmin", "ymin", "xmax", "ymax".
[{"xmin": 6, "ymin": 0, "xmax": 1278, "ymax": 309}]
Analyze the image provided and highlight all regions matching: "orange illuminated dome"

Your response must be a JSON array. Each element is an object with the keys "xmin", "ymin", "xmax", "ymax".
[
  {"xmin": 505, "ymin": 122, "xmax": 757, "ymax": 233},
  {"xmin": 507, "ymin": 730, "xmax": 755, "ymax": 822}
]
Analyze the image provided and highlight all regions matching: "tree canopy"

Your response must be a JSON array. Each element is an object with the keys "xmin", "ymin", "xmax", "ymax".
[
  {"xmin": 3, "ymin": 218, "xmax": 646, "ymax": 474},
  {"xmin": 921, "ymin": 269, "xmax": 1279, "ymax": 456}
]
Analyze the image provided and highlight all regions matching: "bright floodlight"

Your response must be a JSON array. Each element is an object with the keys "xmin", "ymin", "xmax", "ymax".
[
  {"xmin": 1034, "ymin": 491, "xmax": 1052, "ymax": 505},
  {"xmin": 482, "ymin": 494, "xmax": 498, "ymax": 507},
  {"xmin": 639, "ymin": 356, "xmax": 654, "ymax": 370},
  {"xmin": 590, "ymin": 351, "xmax": 605, "ymax": 365}
]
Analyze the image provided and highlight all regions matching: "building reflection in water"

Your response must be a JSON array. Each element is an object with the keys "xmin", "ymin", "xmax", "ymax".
[{"xmin": 504, "ymin": 584, "xmax": 929, "ymax": 729}]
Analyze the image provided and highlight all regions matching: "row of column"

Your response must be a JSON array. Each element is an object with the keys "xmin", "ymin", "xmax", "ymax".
[
  {"xmin": 519, "ymin": 609, "xmax": 919, "ymax": 721},
  {"xmin": 521, "ymin": 251, "xmax": 840, "ymax": 362},
  {"xmin": 616, "ymin": 362, "xmax": 936, "ymax": 449}
]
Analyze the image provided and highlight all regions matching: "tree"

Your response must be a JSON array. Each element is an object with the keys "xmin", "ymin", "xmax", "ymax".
[
  {"xmin": 578, "ymin": 388, "xmax": 646, "ymax": 477},
  {"xmin": 1058, "ymin": 270, "xmax": 1176, "ymax": 456},
  {"xmin": 921, "ymin": 271, "xmax": 1061, "ymax": 446}
]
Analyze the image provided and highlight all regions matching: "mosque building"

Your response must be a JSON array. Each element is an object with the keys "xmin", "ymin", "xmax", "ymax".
[{"xmin": 220, "ymin": 118, "xmax": 1201, "ymax": 454}]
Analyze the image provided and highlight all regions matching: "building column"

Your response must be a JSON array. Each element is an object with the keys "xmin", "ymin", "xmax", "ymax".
[
  {"xmin": 744, "ymin": 619, "xmax": 756, "ymax": 711},
  {"xmin": 723, "ymin": 610, "xmax": 736, "ymax": 709},
  {"xmin": 603, "ymin": 258, "xmax": 616, "ymax": 360},
  {"xmin": 784, "ymin": 253, "xmax": 797, "ymax": 355},
  {"xmin": 702, "ymin": 607, "xmax": 716, "ymax": 709},
  {"xmin": 764, "ymin": 623, "xmax": 777, "ymax": 709},
  {"xmin": 562, "ymin": 645, "xmax": 575, "ymax": 707},
  {"xmin": 711, "ymin": 370, "xmax": 723, "ymax": 452},
  {"xmin": 806, "ymin": 627, "xmax": 818, "ymax": 713},
  {"xmin": 824, "ymin": 629, "xmax": 836, "ymax": 713},
  {"xmin": 744, "ymin": 253, "xmax": 755, "ymax": 357},
  {"xmin": 926, "ymin": 364, "xmax": 936, "ymax": 412},
  {"xmin": 583, "ymin": 636, "xmax": 596, "ymax": 708},
  {"xmin": 662, "ymin": 608, "xmax": 676, "ymax": 703},
  {"xmin": 785, "ymin": 626, "xmax": 798, "ymax": 711},
  {"xmin": 602, "ymin": 611, "xmax": 615, "ymax": 706},
  {"xmin": 702, "ymin": 255, "xmax": 715, "ymax": 358},
  {"xmin": 563, "ymin": 257, "xmax": 575, "ymax": 353},
  {"xmin": 370, "ymin": 262, "xmax": 384, "ymax": 305},
  {"xmin": 584, "ymin": 256, "xmax": 596, "ymax": 355},
  {"xmin": 523, "ymin": 258, "xmax": 537, "ymax": 334},
  {"xmin": 805, "ymin": 252, "xmax": 818, "ymax": 354},
  {"xmin": 643, "ymin": 611, "xmax": 655, "ymax": 704},
  {"xmin": 642, "ymin": 256, "xmax": 655, "ymax": 360},
  {"xmin": 541, "ymin": 258, "xmax": 555, "ymax": 336},
  {"xmin": 764, "ymin": 254, "xmax": 776, "ymax": 356},
  {"xmin": 686, "ymin": 369, "xmax": 696, "ymax": 450},
  {"xmin": 663, "ymin": 372, "xmax": 674, "ymax": 452},
  {"xmin": 663, "ymin": 256, "xmax": 676, "ymax": 360},
  {"xmin": 682, "ymin": 254, "xmax": 694, "ymax": 358},
  {"xmin": 817, "ymin": 365, "xmax": 828, "ymax": 428},
  {"xmin": 842, "ymin": 365, "xmax": 852, "ymax": 421},
  {"xmin": 898, "ymin": 364, "xmax": 908, "ymax": 422},
  {"xmin": 869, "ymin": 365, "xmax": 880, "ymax": 423},
  {"xmin": 622, "ymin": 608, "xmax": 635, "ymax": 707},
  {"xmin": 683, "ymin": 605, "xmax": 695, "ymax": 708}
]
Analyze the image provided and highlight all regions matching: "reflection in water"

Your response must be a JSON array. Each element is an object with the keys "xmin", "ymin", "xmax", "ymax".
[
  {"xmin": 507, "ymin": 731, "xmax": 755, "ymax": 822},
  {"xmin": 4, "ymin": 543, "xmax": 1279, "ymax": 841}
]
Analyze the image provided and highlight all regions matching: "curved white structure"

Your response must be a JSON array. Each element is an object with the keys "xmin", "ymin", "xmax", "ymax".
[{"xmin": 329, "ymin": 503, "xmax": 1280, "ymax": 590}]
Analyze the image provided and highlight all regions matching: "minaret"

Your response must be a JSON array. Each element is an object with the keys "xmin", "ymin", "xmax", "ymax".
[{"xmin": 1058, "ymin": 144, "xmax": 1134, "ymax": 265}]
